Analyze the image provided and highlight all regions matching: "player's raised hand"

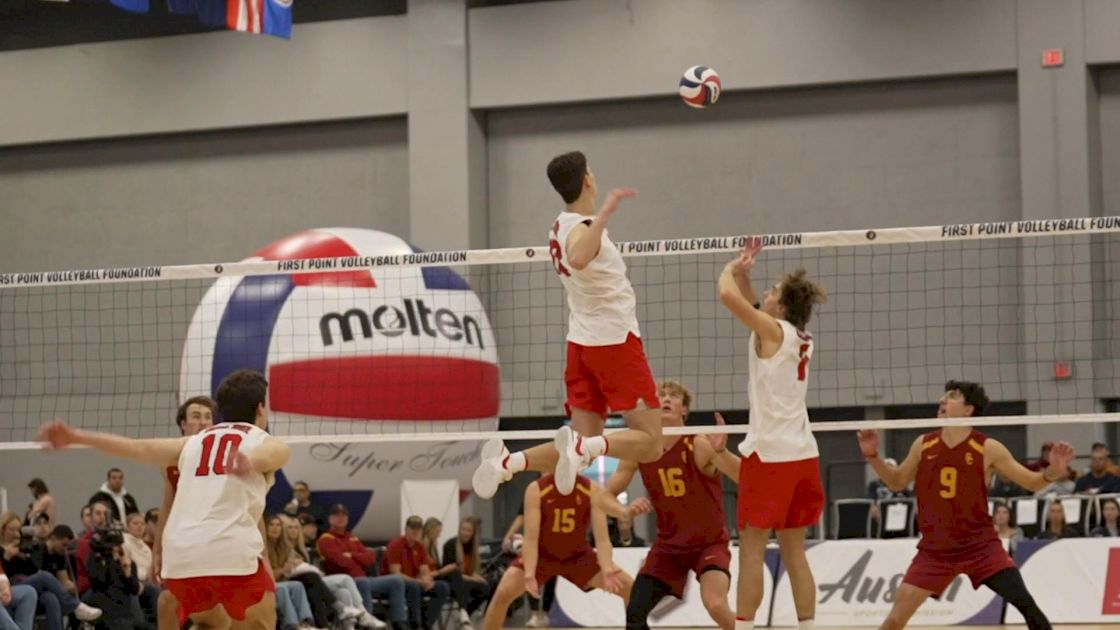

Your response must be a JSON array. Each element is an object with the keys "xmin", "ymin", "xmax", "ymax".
[
  {"xmin": 856, "ymin": 430, "xmax": 880, "ymax": 458},
  {"xmin": 734, "ymin": 236, "xmax": 764, "ymax": 274},
  {"xmin": 37, "ymin": 420, "xmax": 78, "ymax": 450},
  {"xmin": 227, "ymin": 443, "xmax": 255, "ymax": 478},
  {"xmin": 524, "ymin": 574, "xmax": 541, "ymax": 599},
  {"xmin": 601, "ymin": 567, "xmax": 625, "ymax": 594},
  {"xmin": 600, "ymin": 188, "xmax": 637, "ymax": 216},
  {"xmin": 627, "ymin": 497, "xmax": 654, "ymax": 517},
  {"xmin": 1047, "ymin": 441, "xmax": 1075, "ymax": 473},
  {"xmin": 708, "ymin": 411, "xmax": 730, "ymax": 453}
]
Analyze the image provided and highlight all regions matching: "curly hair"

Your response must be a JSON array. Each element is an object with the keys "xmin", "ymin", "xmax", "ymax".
[{"xmin": 779, "ymin": 268, "xmax": 826, "ymax": 331}]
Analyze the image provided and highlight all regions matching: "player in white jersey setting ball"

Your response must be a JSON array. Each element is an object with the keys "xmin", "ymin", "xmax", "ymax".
[
  {"xmin": 38, "ymin": 370, "xmax": 290, "ymax": 630},
  {"xmin": 717, "ymin": 238, "xmax": 826, "ymax": 630},
  {"xmin": 474, "ymin": 151, "xmax": 663, "ymax": 498}
]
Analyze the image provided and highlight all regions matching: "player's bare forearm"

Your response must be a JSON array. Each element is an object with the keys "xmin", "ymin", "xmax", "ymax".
[
  {"xmin": 866, "ymin": 456, "xmax": 911, "ymax": 492},
  {"xmin": 521, "ymin": 483, "xmax": 542, "ymax": 578},
  {"xmin": 712, "ymin": 450, "xmax": 741, "ymax": 481},
  {"xmin": 592, "ymin": 486, "xmax": 629, "ymax": 519},
  {"xmin": 72, "ymin": 429, "xmax": 183, "ymax": 467},
  {"xmin": 605, "ymin": 461, "xmax": 637, "ymax": 496},
  {"xmin": 731, "ymin": 266, "xmax": 757, "ymax": 305},
  {"xmin": 590, "ymin": 503, "xmax": 616, "ymax": 571},
  {"xmin": 153, "ymin": 473, "xmax": 175, "ymax": 556},
  {"xmin": 989, "ymin": 439, "xmax": 1072, "ymax": 492},
  {"xmin": 719, "ymin": 266, "xmax": 781, "ymax": 343}
]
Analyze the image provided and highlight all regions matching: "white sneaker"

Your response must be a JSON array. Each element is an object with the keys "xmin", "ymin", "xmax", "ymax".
[
  {"xmin": 457, "ymin": 609, "xmax": 471, "ymax": 627},
  {"xmin": 553, "ymin": 425, "xmax": 587, "ymax": 496},
  {"xmin": 74, "ymin": 603, "xmax": 103, "ymax": 622},
  {"xmin": 338, "ymin": 606, "xmax": 363, "ymax": 622},
  {"xmin": 525, "ymin": 612, "xmax": 549, "ymax": 628},
  {"xmin": 472, "ymin": 438, "xmax": 512, "ymax": 499},
  {"xmin": 358, "ymin": 612, "xmax": 386, "ymax": 629}
]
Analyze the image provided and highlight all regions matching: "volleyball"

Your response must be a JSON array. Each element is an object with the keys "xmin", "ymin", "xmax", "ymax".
[{"xmin": 679, "ymin": 65, "xmax": 721, "ymax": 108}]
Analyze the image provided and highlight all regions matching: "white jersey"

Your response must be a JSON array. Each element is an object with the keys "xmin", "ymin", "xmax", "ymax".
[
  {"xmin": 740, "ymin": 319, "xmax": 819, "ymax": 462},
  {"xmin": 549, "ymin": 211, "xmax": 641, "ymax": 346},
  {"xmin": 161, "ymin": 422, "xmax": 273, "ymax": 579}
]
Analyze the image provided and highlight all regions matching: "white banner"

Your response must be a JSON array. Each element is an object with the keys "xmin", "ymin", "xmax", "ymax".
[
  {"xmin": 401, "ymin": 480, "xmax": 459, "ymax": 551},
  {"xmin": 552, "ymin": 546, "xmax": 773, "ymax": 627},
  {"xmin": 1007, "ymin": 538, "xmax": 1120, "ymax": 623},
  {"xmin": 771, "ymin": 540, "xmax": 1000, "ymax": 626}
]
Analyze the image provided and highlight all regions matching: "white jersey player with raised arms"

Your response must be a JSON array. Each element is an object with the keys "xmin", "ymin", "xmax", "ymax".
[
  {"xmin": 39, "ymin": 369, "xmax": 289, "ymax": 630},
  {"xmin": 717, "ymin": 237, "xmax": 826, "ymax": 630},
  {"xmin": 473, "ymin": 150, "xmax": 664, "ymax": 498}
]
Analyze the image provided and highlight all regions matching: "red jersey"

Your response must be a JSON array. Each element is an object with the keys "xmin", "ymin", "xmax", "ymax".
[
  {"xmin": 915, "ymin": 429, "xmax": 998, "ymax": 551},
  {"xmin": 639, "ymin": 436, "xmax": 729, "ymax": 549},
  {"xmin": 166, "ymin": 466, "xmax": 181, "ymax": 490},
  {"xmin": 536, "ymin": 474, "xmax": 594, "ymax": 561}
]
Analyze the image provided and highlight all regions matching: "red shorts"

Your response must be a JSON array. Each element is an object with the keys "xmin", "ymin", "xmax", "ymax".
[
  {"xmin": 512, "ymin": 547, "xmax": 601, "ymax": 590},
  {"xmin": 164, "ymin": 560, "xmax": 275, "ymax": 622},
  {"xmin": 565, "ymin": 333, "xmax": 659, "ymax": 417},
  {"xmin": 737, "ymin": 453, "xmax": 824, "ymax": 530},
  {"xmin": 903, "ymin": 538, "xmax": 1016, "ymax": 596},
  {"xmin": 640, "ymin": 541, "xmax": 731, "ymax": 598}
]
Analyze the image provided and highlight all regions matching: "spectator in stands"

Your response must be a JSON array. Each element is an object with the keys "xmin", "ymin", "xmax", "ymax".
[
  {"xmin": 75, "ymin": 501, "xmax": 111, "ymax": 596},
  {"xmin": 280, "ymin": 516, "xmax": 380, "ymax": 629},
  {"xmin": 123, "ymin": 513, "xmax": 158, "ymax": 623},
  {"xmin": 0, "ymin": 512, "xmax": 102, "ymax": 630},
  {"xmin": 24, "ymin": 480, "xmax": 55, "ymax": 528},
  {"xmin": 438, "ymin": 517, "xmax": 491, "ymax": 628},
  {"xmin": 299, "ymin": 515, "xmax": 321, "ymax": 565},
  {"xmin": 88, "ymin": 470, "xmax": 138, "ymax": 527},
  {"xmin": 30, "ymin": 516, "xmax": 50, "ymax": 546},
  {"xmin": 1036, "ymin": 501, "xmax": 1082, "ymax": 539},
  {"xmin": 318, "ymin": 504, "xmax": 408, "ymax": 630},
  {"xmin": 0, "ymin": 561, "xmax": 38, "ymax": 630},
  {"xmin": 84, "ymin": 527, "xmax": 148, "ymax": 630},
  {"xmin": 1074, "ymin": 443, "xmax": 1120, "ymax": 495},
  {"xmin": 78, "ymin": 506, "xmax": 95, "ymax": 539},
  {"xmin": 30, "ymin": 526, "xmax": 77, "ymax": 595},
  {"xmin": 383, "ymin": 516, "xmax": 450, "ymax": 630},
  {"xmin": 1091, "ymin": 499, "xmax": 1120, "ymax": 537},
  {"xmin": 991, "ymin": 503, "xmax": 1024, "ymax": 548},
  {"xmin": 608, "ymin": 516, "xmax": 646, "ymax": 548},
  {"xmin": 265, "ymin": 516, "xmax": 331, "ymax": 630},
  {"xmin": 420, "ymin": 519, "xmax": 471, "ymax": 629},
  {"xmin": 285, "ymin": 482, "xmax": 327, "ymax": 534},
  {"xmin": 141, "ymin": 511, "xmax": 158, "ymax": 550}
]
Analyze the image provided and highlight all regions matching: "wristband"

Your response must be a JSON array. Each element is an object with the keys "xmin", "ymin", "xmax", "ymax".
[{"xmin": 865, "ymin": 452, "xmax": 879, "ymax": 460}]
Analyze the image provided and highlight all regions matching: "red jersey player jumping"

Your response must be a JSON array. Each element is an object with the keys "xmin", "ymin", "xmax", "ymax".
[
  {"xmin": 481, "ymin": 474, "xmax": 632, "ymax": 630},
  {"xmin": 473, "ymin": 151, "xmax": 663, "ymax": 499},
  {"xmin": 858, "ymin": 380, "xmax": 1073, "ymax": 630},
  {"xmin": 605, "ymin": 380, "xmax": 741, "ymax": 630}
]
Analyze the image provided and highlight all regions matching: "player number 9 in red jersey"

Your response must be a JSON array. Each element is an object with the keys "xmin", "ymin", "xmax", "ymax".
[{"xmin": 940, "ymin": 467, "xmax": 958, "ymax": 499}]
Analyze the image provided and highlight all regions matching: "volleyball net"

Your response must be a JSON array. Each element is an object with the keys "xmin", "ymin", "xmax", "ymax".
[{"xmin": 1, "ymin": 216, "xmax": 1119, "ymax": 448}]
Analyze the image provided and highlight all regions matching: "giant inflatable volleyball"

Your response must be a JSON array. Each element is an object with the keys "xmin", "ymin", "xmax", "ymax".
[{"xmin": 178, "ymin": 228, "xmax": 500, "ymax": 539}]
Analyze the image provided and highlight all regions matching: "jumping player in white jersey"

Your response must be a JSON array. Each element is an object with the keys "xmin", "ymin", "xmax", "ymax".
[
  {"xmin": 473, "ymin": 151, "xmax": 663, "ymax": 498},
  {"xmin": 38, "ymin": 370, "xmax": 290, "ymax": 630},
  {"xmin": 717, "ymin": 238, "xmax": 826, "ymax": 630}
]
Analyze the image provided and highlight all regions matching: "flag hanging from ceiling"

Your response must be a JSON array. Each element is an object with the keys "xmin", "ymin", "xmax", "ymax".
[{"xmin": 36, "ymin": 0, "xmax": 292, "ymax": 39}]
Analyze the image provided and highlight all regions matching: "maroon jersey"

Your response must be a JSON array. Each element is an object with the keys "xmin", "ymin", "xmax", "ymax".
[
  {"xmin": 537, "ymin": 474, "xmax": 594, "ymax": 561},
  {"xmin": 166, "ymin": 466, "xmax": 181, "ymax": 491},
  {"xmin": 639, "ymin": 436, "xmax": 729, "ymax": 549},
  {"xmin": 915, "ymin": 429, "xmax": 998, "ymax": 551}
]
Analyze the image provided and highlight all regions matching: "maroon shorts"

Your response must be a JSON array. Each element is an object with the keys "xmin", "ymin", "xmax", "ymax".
[
  {"xmin": 511, "ymin": 547, "xmax": 601, "ymax": 590},
  {"xmin": 164, "ymin": 560, "xmax": 275, "ymax": 622},
  {"xmin": 565, "ymin": 333, "xmax": 659, "ymax": 417},
  {"xmin": 737, "ymin": 453, "xmax": 824, "ymax": 530},
  {"xmin": 640, "ymin": 541, "xmax": 732, "ymax": 598},
  {"xmin": 903, "ymin": 538, "xmax": 1016, "ymax": 596}
]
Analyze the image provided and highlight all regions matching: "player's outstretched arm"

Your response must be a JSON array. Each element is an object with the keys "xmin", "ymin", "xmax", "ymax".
[
  {"xmin": 858, "ymin": 430, "xmax": 921, "ymax": 492},
  {"xmin": 605, "ymin": 459, "xmax": 638, "ymax": 497},
  {"xmin": 565, "ymin": 188, "xmax": 636, "ymax": 270},
  {"xmin": 521, "ymin": 482, "xmax": 542, "ymax": 583},
  {"xmin": 38, "ymin": 421, "xmax": 185, "ymax": 467},
  {"xmin": 249, "ymin": 436, "xmax": 291, "ymax": 473},
  {"xmin": 988, "ymin": 439, "xmax": 1074, "ymax": 493},
  {"xmin": 150, "ymin": 471, "xmax": 176, "ymax": 583},
  {"xmin": 591, "ymin": 485, "xmax": 630, "ymax": 520},
  {"xmin": 718, "ymin": 239, "xmax": 782, "ymax": 346},
  {"xmin": 589, "ymin": 485, "xmax": 623, "ymax": 593}
]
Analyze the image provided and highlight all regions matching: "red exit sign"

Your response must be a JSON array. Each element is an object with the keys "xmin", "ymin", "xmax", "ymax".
[{"xmin": 1042, "ymin": 48, "xmax": 1064, "ymax": 68}]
